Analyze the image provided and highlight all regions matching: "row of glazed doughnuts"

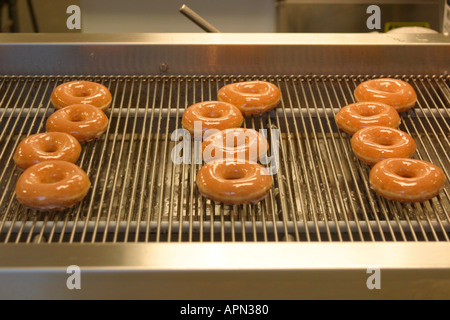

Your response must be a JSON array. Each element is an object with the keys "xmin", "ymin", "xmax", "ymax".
[
  {"xmin": 13, "ymin": 81, "xmax": 112, "ymax": 211},
  {"xmin": 335, "ymin": 78, "xmax": 446, "ymax": 203},
  {"xmin": 14, "ymin": 78, "xmax": 445, "ymax": 211},
  {"xmin": 182, "ymin": 80, "xmax": 281, "ymax": 205}
]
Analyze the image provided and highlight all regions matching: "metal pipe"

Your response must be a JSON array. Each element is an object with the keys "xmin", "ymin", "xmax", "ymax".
[{"xmin": 179, "ymin": 4, "xmax": 220, "ymax": 33}]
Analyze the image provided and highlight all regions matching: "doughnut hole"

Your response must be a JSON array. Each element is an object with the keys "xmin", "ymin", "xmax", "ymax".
[
  {"xmin": 393, "ymin": 162, "xmax": 427, "ymax": 179},
  {"xmin": 42, "ymin": 141, "xmax": 60, "ymax": 153},
  {"xmin": 236, "ymin": 136, "xmax": 250, "ymax": 147},
  {"xmin": 236, "ymin": 83, "xmax": 266, "ymax": 94},
  {"xmin": 370, "ymin": 130, "xmax": 400, "ymax": 146},
  {"xmin": 396, "ymin": 171, "xmax": 416, "ymax": 179},
  {"xmin": 223, "ymin": 166, "xmax": 247, "ymax": 180},
  {"xmin": 373, "ymin": 135, "xmax": 396, "ymax": 146},
  {"xmin": 374, "ymin": 80, "xmax": 401, "ymax": 93},
  {"xmin": 200, "ymin": 106, "xmax": 224, "ymax": 119},
  {"xmin": 67, "ymin": 110, "xmax": 88, "ymax": 122},
  {"xmin": 40, "ymin": 171, "xmax": 68, "ymax": 184},
  {"xmin": 70, "ymin": 85, "xmax": 93, "ymax": 98},
  {"xmin": 354, "ymin": 104, "xmax": 383, "ymax": 117},
  {"xmin": 225, "ymin": 134, "xmax": 250, "ymax": 148}
]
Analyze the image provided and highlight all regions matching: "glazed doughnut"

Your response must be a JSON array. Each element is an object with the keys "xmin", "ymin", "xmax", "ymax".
[
  {"xmin": 182, "ymin": 101, "xmax": 244, "ymax": 136},
  {"xmin": 202, "ymin": 128, "xmax": 269, "ymax": 163},
  {"xmin": 354, "ymin": 78, "xmax": 417, "ymax": 113},
  {"xmin": 51, "ymin": 80, "xmax": 112, "ymax": 111},
  {"xmin": 15, "ymin": 160, "xmax": 91, "ymax": 211},
  {"xmin": 218, "ymin": 80, "xmax": 281, "ymax": 116},
  {"xmin": 335, "ymin": 102, "xmax": 401, "ymax": 135},
  {"xmin": 351, "ymin": 126, "xmax": 416, "ymax": 166},
  {"xmin": 13, "ymin": 132, "xmax": 82, "ymax": 170},
  {"xmin": 370, "ymin": 158, "xmax": 446, "ymax": 203},
  {"xmin": 196, "ymin": 159, "xmax": 273, "ymax": 205},
  {"xmin": 46, "ymin": 104, "xmax": 109, "ymax": 143}
]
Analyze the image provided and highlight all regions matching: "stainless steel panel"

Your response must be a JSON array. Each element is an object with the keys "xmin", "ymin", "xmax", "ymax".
[
  {"xmin": 0, "ymin": 243, "xmax": 449, "ymax": 299},
  {"xmin": 0, "ymin": 33, "xmax": 448, "ymax": 76},
  {"xmin": 277, "ymin": 0, "xmax": 444, "ymax": 33},
  {"xmin": 0, "ymin": 34, "xmax": 449, "ymax": 300}
]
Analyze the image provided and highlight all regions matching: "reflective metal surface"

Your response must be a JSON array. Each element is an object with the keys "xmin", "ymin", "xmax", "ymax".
[
  {"xmin": 0, "ymin": 34, "xmax": 448, "ymax": 299},
  {"xmin": 0, "ymin": 243, "xmax": 449, "ymax": 299},
  {"xmin": 277, "ymin": 0, "xmax": 445, "ymax": 33},
  {"xmin": 0, "ymin": 74, "xmax": 449, "ymax": 244},
  {"xmin": 0, "ymin": 33, "xmax": 448, "ymax": 76}
]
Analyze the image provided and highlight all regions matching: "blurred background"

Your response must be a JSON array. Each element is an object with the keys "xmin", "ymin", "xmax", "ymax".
[{"xmin": 0, "ymin": 0, "xmax": 448, "ymax": 33}]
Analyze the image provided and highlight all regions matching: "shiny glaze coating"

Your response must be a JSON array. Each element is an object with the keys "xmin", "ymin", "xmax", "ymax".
[
  {"xmin": 13, "ymin": 132, "xmax": 82, "ymax": 170},
  {"xmin": 196, "ymin": 160, "xmax": 273, "ymax": 205},
  {"xmin": 46, "ymin": 104, "xmax": 109, "ymax": 143},
  {"xmin": 335, "ymin": 101, "xmax": 401, "ymax": 135},
  {"xmin": 218, "ymin": 81, "xmax": 281, "ymax": 116},
  {"xmin": 202, "ymin": 128, "xmax": 269, "ymax": 163},
  {"xmin": 370, "ymin": 158, "xmax": 446, "ymax": 202},
  {"xmin": 15, "ymin": 160, "xmax": 91, "ymax": 211},
  {"xmin": 182, "ymin": 101, "xmax": 244, "ymax": 136},
  {"xmin": 51, "ymin": 80, "xmax": 112, "ymax": 111},
  {"xmin": 351, "ymin": 126, "xmax": 416, "ymax": 166},
  {"xmin": 354, "ymin": 78, "xmax": 417, "ymax": 113}
]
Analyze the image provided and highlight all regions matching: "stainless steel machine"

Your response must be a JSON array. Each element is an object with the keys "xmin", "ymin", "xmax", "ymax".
[
  {"xmin": 0, "ymin": 33, "xmax": 448, "ymax": 299},
  {"xmin": 276, "ymin": 0, "xmax": 446, "ymax": 33}
]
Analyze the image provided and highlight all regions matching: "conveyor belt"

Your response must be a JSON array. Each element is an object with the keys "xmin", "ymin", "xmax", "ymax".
[{"xmin": 0, "ymin": 74, "xmax": 448, "ymax": 243}]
